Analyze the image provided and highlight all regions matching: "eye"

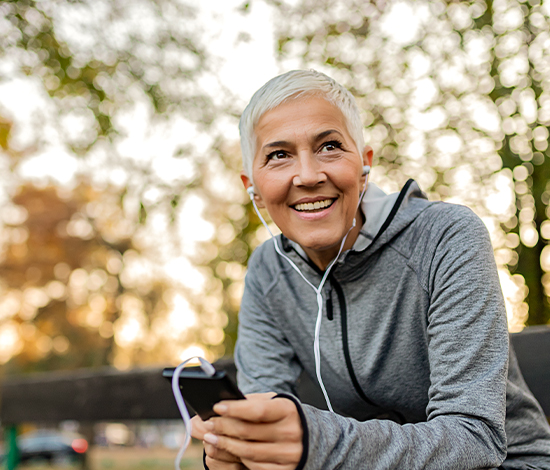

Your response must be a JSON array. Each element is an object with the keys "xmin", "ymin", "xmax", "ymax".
[
  {"xmin": 320, "ymin": 140, "xmax": 343, "ymax": 153},
  {"xmin": 266, "ymin": 150, "xmax": 288, "ymax": 161}
]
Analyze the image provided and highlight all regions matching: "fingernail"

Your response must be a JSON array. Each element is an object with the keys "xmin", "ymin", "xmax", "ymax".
[
  {"xmin": 204, "ymin": 421, "xmax": 214, "ymax": 431},
  {"xmin": 204, "ymin": 433, "xmax": 218, "ymax": 445},
  {"xmin": 213, "ymin": 403, "xmax": 228, "ymax": 414}
]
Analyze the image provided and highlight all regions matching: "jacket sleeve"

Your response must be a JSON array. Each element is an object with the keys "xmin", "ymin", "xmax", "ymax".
[
  {"xmin": 237, "ymin": 207, "xmax": 509, "ymax": 469},
  {"xmin": 235, "ymin": 249, "xmax": 304, "ymax": 396}
]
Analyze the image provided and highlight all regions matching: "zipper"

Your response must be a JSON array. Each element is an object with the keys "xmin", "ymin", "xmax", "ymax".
[
  {"xmin": 331, "ymin": 276, "xmax": 378, "ymax": 408},
  {"xmin": 332, "ymin": 276, "xmax": 407, "ymax": 423},
  {"xmin": 325, "ymin": 282, "xmax": 334, "ymax": 321}
]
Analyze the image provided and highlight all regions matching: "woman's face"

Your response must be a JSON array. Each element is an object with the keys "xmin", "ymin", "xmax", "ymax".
[{"xmin": 241, "ymin": 95, "xmax": 373, "ymax": 270}]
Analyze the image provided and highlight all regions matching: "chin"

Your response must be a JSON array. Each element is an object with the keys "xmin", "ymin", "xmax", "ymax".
[{"xmin": 296, "ymin": 236, "xmax": 343, "ymax": 253}]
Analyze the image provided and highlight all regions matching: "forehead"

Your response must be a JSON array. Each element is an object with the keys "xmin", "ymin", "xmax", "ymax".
[{"xmin": 254, "ymin": 96, "xmax": 350, "ymax": 149}]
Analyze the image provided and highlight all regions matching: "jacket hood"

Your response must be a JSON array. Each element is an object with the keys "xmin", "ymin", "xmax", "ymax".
[{"xmin": 354, "ymin": 179, "xmax": 428, "ymax": 252}]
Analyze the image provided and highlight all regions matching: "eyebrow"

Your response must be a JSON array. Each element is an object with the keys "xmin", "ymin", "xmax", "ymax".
[
  {"xmin": 262, "ymin": 129, "xmax": 344, "ymax": 151},
  {"xmin": 315, "ymin": 129, "xmax": 344, "ymax": 141},
  {"xmin": 263, "ymin": 140, "xmax": 290, "ymax": 150}
]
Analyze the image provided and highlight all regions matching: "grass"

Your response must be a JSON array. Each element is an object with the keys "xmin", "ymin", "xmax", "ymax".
[{"xmin": 16, "ymin": 443, "xmax": 204, "ymax": 470}]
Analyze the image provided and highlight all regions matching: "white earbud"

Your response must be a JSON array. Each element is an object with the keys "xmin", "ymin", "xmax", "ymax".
[
  {"xmin": 198, "ymin": 357, "xmax": 216, "ymax": 376},
  {"xmin": 362, "ymin": 165, "xmax": 371, "ymax": 176},
  {"xmin": 247, "ymin": 186, "xmax": 255, "ymax": 200}
]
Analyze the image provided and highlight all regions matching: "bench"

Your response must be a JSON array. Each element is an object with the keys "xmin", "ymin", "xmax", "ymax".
[{"xmin": 1, "ymin": 326, "xmax": 549, "ymax": 469}]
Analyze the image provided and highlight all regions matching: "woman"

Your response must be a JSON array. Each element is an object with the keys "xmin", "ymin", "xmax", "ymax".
[{"xmin": 192, "ymin": 70, "xmax": 550, "ymax": 469}]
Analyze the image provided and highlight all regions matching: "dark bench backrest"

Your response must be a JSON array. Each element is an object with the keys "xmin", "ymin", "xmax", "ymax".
[
  {"xmin": 510, "ymin": 326, "xmax": 550, "ymax": 415},
  {"xmin": 1, "ymin": 326, "xmax": 549, "ymax": 424}
]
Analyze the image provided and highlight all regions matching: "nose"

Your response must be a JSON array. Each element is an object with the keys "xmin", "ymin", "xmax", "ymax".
[{"xmin": 293, "ymin": 154, "xmax": 327, "ymax": 187}]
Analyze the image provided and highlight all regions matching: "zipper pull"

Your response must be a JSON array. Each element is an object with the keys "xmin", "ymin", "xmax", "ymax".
[{"xmin": 325, "ymin": 284, "xmax": 333, "ymax": 321}]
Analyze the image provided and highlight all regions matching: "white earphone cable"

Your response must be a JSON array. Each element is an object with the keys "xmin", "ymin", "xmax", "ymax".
[
  {"xmin": 171, "ymin": 356, "xmax": 215, "ymax": 469},
  {"xmin": 248, "ymin": 167, "xmax": 369, "ymax": 412}
]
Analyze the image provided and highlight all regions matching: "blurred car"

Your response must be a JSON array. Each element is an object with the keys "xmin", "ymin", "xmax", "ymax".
[{"xmin": 16, "ymin": 429, "xmax": 88, "ymax": 465}]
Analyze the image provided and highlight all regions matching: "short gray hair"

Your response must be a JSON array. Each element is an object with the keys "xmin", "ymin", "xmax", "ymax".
[{"xmin": 239, "ymin": 70, "xmax": 365, "ymax": 184}]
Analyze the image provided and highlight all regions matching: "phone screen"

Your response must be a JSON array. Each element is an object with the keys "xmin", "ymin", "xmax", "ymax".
[{"xmin": 163, "ymin": 367, "xmax": 245, "ymax": 420}]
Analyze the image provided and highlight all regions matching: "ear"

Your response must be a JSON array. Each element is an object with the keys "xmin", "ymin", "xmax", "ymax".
[
  {"xmin": 240, "ymin": 172, "xmax": 265, "ymax": 208},
  {"xmin": 362, "ymin": 145, "xmax": 374, "ymax": 168}
]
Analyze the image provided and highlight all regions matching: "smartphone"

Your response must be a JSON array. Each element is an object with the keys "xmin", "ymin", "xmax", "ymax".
[{"xmin": 163, "ymin": 366, "xmax": 245, "ymax": 420}]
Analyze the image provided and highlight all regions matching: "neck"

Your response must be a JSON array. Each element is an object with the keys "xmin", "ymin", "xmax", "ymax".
[{"xmin": 303, "ymin": 207, "xmax": 364, "ymax": 271}]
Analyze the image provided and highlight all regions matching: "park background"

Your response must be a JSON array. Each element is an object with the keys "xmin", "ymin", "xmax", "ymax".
[{"xmin": 0, "ymin": 0, "xmax": 549, "ymax": 464}]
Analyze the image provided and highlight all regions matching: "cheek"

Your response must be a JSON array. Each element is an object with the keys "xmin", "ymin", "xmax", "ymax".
[
  {"xmin": 340, "ymin": 176, "xmax": 363, "ymax": 209},
  {"xmin": 263, "ymin": 188, "xmax": 287, "ymax": 210},
  {"xmin": 338, "ymin": 173, "xmax": 362, "ymax": 193},
  {"xmin": 255, "ymin": 175, "xmax": 288, "ymax": 206}
]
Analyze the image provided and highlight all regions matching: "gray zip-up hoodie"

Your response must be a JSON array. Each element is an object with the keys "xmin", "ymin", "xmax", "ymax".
[{"xmin": 235, "ymin": 181, "xmax": 550, "ymax": 470}]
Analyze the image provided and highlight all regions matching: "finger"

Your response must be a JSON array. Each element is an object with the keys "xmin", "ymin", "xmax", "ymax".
[
  {"xmin": 205, "ymin": 455, "xmax": 245, "ymax": 470},
  {"xmin": 241, "ymin": 459, "xmax": 296, "ymax": 470},
  {"xmin": 191, "ymin": 415, "xmax": 209, "ymax": 440},
  {"xmin": 204, "ymin": 442, "xmax": 241, "ymax": 463},
  {"xmin": 214, "ymin": 397, "xmax": 296, "ymax": 423},
  {"xmin": 208, "ymin": 416, "xmax": 301, "ymax": 443},
  {"xmin": 244, "ymin": 392, "xmax": 277, "ymax": 401},
  {"xmin": 205, "ymin": 434, "xmax": 302, "ymax": 465}
]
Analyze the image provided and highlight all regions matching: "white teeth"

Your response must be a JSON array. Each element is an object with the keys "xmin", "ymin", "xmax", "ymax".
[{"xmin": 294, "ymin": 199, "xmax": 334, "ymax": 212}]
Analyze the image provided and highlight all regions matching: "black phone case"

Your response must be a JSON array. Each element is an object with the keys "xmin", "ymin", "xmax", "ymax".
[{"xmin": 163, "ymin": 367, "xmax": 245, "ymax": 420}]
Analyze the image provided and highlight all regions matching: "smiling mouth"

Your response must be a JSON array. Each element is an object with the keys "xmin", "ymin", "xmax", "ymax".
[{"xmin": 293, "ymin": 198, "xmax": 335, "ymax": 212}]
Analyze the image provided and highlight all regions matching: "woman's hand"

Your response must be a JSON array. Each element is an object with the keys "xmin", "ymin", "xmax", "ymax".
[
  {"xmin": 191, "ymin": 415, "xmax": 245, "ymax": 469},
  {"xmin": 190, "ymin": 414, "xmax": 210, "ymax": 440},
  {"xmin": 204, "ymin": 442, "xmax": 247, "ymax": 470},
  {"xmin": 202, "ymin": 393, "xmax": 303, "ymax": 470}
]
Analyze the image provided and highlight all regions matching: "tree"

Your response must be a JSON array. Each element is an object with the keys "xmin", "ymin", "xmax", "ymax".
[
  {"xmin": 476, "ymin": 0, "xmax": 550, "ymax": 325},
  {"xmin": 0, "ymin": 181, "xmax": 155, "ymax": 372},
  {"xmin": 0, "ymin": 0, "xmax": 252, "ymax": 371},
  {"xmin": 0, "ymin": 0, "xmax": 242, "ymax": 243},
  {"xmin": 269, "ymin": 0, "xmax": 550, "ymax": 328},
  {"xmin": 0, "ymin": 175, "xmax": 256, "ymax": 374}
]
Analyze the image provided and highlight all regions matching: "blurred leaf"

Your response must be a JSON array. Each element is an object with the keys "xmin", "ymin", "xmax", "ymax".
[{"xmin": 139, "ymin": 202, "xmax": 147, "ymax": 224}]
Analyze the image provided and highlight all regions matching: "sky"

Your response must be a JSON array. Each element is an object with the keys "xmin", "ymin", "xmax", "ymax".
[
  {"xmin": 199, "ymin": 1, "xmax": 282, "ymax": 107},
  {"xmin": 0, "ymin": 0, "xmax": 495, "ymax": 191}
]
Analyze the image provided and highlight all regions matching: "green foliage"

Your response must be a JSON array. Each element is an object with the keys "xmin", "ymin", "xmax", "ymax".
[
  {"xmin": 0, "ymin": 0, "xmax": 245, "ymax": 371},
  {"xmin": 0, "ymin": 0, "xmax": 216, "ymax": 149},
  {"xmin": 481, "ymin": 0, "xmax": 550, "ymax": 325},
  {"xmin": 270, "ymin": 0, "xmax": 550, "ymax": 326}
]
